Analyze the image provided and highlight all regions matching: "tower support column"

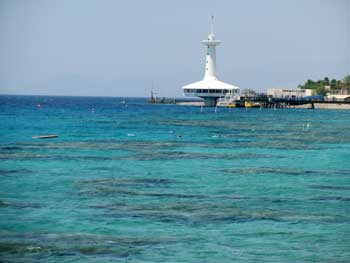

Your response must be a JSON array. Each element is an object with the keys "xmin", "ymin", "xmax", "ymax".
[{"xmin": 203, "ymin": 97, "xmax": 218, "ymax": 107}]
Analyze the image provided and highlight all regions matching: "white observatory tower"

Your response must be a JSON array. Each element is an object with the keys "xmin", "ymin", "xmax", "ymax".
[{"xmin": 182, "ymin": 17, "xmax": 240, "ymax": 106}]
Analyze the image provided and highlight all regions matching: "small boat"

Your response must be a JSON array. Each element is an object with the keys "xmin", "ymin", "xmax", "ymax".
[
  {"xmin": 32, "ymin": 134, "xmax": 59, "ymax": 139},
  {"xmin": 216, "ymin": 90, "xmax": 240, "ymax": 107},
  {"xmin": 244, "ymin": 101, "xmax": 260, "ymax": 108}
]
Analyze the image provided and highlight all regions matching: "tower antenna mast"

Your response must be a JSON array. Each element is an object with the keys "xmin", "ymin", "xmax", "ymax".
[{"xmin": 211, "ymin": 15, "xmax": 214, "ymax": 35}]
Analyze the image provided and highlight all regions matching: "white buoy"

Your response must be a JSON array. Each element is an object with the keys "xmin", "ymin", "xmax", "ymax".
[{"xmin": 306, "ymin": 123, "xmax": 310, "ymax": 131}]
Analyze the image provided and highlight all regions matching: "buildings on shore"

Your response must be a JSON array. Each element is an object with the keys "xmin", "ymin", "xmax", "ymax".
[
  {"xmin": 267, "ymin": 87, "xmax": 350, "ymax": 101},
  {"xmin": 267, "ymin": 88, "xmax": 313, "ymax": 99},
  {"xmin": 324, "ymin": 86, "xmax": 350, "ymax": 101}
]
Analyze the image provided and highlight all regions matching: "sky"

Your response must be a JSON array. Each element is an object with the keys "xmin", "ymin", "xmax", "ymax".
[{"xmin": 0, "ymin": 0, "xmax": 349, "ymax": 97}]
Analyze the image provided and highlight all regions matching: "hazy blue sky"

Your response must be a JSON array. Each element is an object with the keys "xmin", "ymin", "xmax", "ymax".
[{"xmin": 0, "ymin": 0, "xmax": 349, "ymax": 97}]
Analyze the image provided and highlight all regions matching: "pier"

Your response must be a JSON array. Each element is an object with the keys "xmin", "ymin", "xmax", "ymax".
[
  {"xmin": 149, "ymin": 95, "xmax": 350, "ymax": 109},
  {"xmin": 241, "ymin": 97, "xmax": 350, "ymax": 109}
]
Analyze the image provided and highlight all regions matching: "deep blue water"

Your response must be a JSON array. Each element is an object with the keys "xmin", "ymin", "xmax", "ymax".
[{"xmin": 0, "ymin": 95, "xmax": 349, "ymax": 262}]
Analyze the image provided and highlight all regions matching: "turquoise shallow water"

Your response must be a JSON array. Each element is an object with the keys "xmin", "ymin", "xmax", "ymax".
[{"xmin": 0, "ymin": 95, "xmax": 350, "ymax": 262}]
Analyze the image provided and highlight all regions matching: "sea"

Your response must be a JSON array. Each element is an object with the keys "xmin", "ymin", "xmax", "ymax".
[{"xmin": 0, "ymin": 95, "xmax": 349, "ymax": 262}]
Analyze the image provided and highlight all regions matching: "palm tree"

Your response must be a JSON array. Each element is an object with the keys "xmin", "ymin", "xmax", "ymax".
[
  {"xmin": 324, "ymin": 77, "xmax": 330, "ymax": 85},
  {"xmin": 343, "ymin": 75, "xmax": 350, "ymax": 89}
]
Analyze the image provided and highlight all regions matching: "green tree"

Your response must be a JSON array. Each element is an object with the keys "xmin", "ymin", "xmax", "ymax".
[
  {"xmin": 315, "ymin": 85, "xmax": 327, "ymax": 96},
  {"xmin": 306, "ymin": 79, "xmax": 314, "ymax": 86},
  {"xmin": 298, "ymin": 76, "xmax": 348, "ymax": 92},
  {"xmin": 343, "ymin": 75, "xmax": 350, "ymax": 89},
  {"xmin": 323, "ymin": 77, "xmax": 329, "ymax": 85},
  {"xmin": 330, "ymin": 79, "xmax": 337, "ymax": 87}
]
